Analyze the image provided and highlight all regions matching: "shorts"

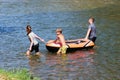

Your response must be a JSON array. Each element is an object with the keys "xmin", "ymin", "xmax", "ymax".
[
  {"xmin": 57, "ymin": 45, "xmax": 68, "ymax": 54},
  {"xmin": 30, "ymin": 43, "xmax": 39, "ymax": 53},
  {"xmin": 89, "ymin": 37, "xmax": 97, "ymax": 42}
]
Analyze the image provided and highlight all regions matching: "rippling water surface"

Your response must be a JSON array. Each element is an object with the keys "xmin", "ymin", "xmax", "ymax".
[{"xmin": 0, "ymin": 0, "xmax": 120, "ymax": 80}]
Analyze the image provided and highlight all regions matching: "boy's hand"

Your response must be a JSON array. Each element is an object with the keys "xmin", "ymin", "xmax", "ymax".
[{"xmin": 41, "ymin": 39, "xmax": 46, "ymax": 43}]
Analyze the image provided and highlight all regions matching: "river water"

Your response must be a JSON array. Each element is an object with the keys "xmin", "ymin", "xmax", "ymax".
[{"xmin": 0, "ymin": 0, "xmax": 120, "ymax": 80}]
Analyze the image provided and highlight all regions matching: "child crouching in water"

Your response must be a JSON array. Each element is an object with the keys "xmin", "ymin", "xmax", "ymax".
[{"xmin": 26, "ymin": 25, "xmax": 45, "ymax": 56}]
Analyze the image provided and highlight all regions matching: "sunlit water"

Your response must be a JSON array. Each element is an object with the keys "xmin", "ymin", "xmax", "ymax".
[{"xmin": 0, "ymin": 0, "xmax": 120, "ymax": 80}]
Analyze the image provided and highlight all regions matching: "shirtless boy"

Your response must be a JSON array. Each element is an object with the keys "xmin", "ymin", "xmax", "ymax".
[{"xmin": 54, "ymin": 28, "xmax": 67, "ymax": 55}]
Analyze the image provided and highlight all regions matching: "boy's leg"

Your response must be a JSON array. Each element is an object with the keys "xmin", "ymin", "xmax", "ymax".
[
  {"xmin": 34, "ymin": 44, "xmax": 39, "ymax": 53},
  {"xmin": 57, "ymin": 47, "xmax": 62, "ymax": 55},
  {"xmin": 26, "ymin": 45, "xmax": 34, "ymax": 56},
  {"xmin": 57, "ymin": 45, "xmax": 68, "ymax": 55},
  {"xmin": 34, "ymin": 44, "xmax": 42, "ymax": 56},
  {"xmin": 26, "ymin": 50, "xmax": 31, "ymax": 56},
  {"xmin": 61, "ymin": 46, "xmax": 67, "ymax": 54},
  {"xmin": 92, "ymin": 37, "xmax": 96, "ymax": 42},
  {"xmin": 36, "ymin": 52, "xmax": 42, "ymax": 56}
]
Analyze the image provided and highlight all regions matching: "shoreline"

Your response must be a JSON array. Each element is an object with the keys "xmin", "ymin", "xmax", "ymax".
[{"xmin": 0, "ymin": 68, "xmax": 39, "ymax": 80}]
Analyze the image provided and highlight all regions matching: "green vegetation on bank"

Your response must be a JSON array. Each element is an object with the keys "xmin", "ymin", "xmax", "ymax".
[{"xmin": 0, "ymin": 68, "xmax": 39, "ymax": 80}]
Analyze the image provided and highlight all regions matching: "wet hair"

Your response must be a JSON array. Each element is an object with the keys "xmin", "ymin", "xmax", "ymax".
[
  {"xmin": 26, "ymin": 25, "xmax": 32, "ymax": 35},
  {"xmin": 90, "ymin": 17, "xmax": 95, "ymax": 22}
]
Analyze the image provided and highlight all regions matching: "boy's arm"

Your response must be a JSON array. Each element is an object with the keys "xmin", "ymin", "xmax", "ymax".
[
  {"xmin": 85, "ymin": 28, "xmax": 91, "ymax": 39},
  {"xmin": 54, "ymin": 35, "xmax": 59, "ymax": 43},
  {"xmin": 35, "ymin": 34, "xmax": 45, "ymax": 42},
  {"xmin": 54, "ymin": 39, "xmax": 57, "ymax": 43},
  {"xmin": 29, "ymin": 36, "xmax": 34, "ymax": 51}
]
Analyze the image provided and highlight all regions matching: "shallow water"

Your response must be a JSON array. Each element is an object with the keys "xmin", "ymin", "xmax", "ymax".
[{"xmin": 0, "ymin": 0, "xmax": 120, "ymax": 80}]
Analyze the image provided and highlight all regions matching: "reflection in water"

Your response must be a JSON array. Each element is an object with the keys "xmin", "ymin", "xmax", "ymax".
[
  {"xmin": 28, "ymin": 53, "xmax": 46, "ymax": 78},
  {"xmin": 28, "ymin": 55, "xmax": 41, "ymax": 76},
  {"xmin": 28, "ymin": 49, "xmax": 96, "ymax": 80},
  {"xmin": 55, "ymin": 54, "xmax": 69, "ymax": 79}
]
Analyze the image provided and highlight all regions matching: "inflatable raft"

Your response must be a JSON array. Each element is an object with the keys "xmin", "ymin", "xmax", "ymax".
[{"xmin": 46, "ymin": 39, "xmax": 95, "ymax": 52}]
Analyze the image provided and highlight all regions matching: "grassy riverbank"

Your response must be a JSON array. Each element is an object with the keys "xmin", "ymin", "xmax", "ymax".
[{"xmin": 0, "ymin": 68, "xmax": 39, "ymax": 80}]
